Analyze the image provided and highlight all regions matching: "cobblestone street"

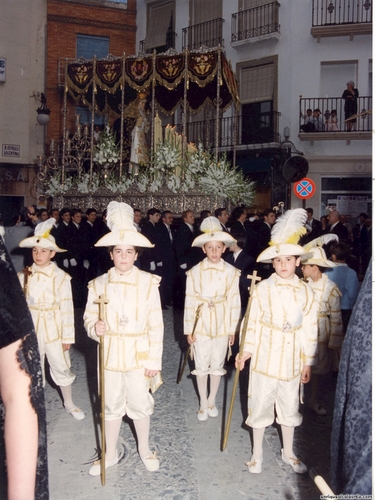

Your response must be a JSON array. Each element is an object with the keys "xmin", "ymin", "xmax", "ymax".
[{"xmin": 44, "ymin": 308, "xmax": 336, "ymax": 500}]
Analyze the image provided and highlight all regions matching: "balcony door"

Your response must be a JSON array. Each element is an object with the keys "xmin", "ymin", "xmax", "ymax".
[
  {"xmin": 238, "ymin": 0, "xmax": 279, "ymax": 38},
  {"xmin": 239, "ymin": 58, "xmax": 277, "ymax": 144},
  {"xmin": 144, "ymin": 1, "xmax": 174, "ymax": 53}
]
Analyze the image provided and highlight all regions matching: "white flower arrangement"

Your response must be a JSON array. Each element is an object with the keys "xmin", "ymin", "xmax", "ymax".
[
  {"xmin": 167, "ymin": 174, "xmax": 181, "ymax": 193},
  {"xmin": 198, "ymin": 155, "xmax": 256, "ymax": 206},
  {"xmin": 45, "ymin": 172, "xmax": 73, "ymax": 195},
  {"xmin": 153, "ymin": 139, "xmax": 181, "ymax": 173},
  {"xmin": 76, "ymin": 172, "xmax": 100, "ymax": 194},
  {"xmin": 106, "ymin": 174, "xmax": 134, "ymax": 193},
  {"xmin": 93, "ymin": 126, "xmax": 120, "ymax": 166},
  {"xmin": 137, "ymin": 174, "xmax": 149, "ymax": 193}
]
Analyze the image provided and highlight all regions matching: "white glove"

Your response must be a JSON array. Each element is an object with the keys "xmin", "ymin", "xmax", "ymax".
[
  {"xmin": 83, "ymin": 260, "xmax": 90, "ymax": 269},
  {"xmin": 156, "ymin": 262, "xmax": 163, "ymax": 267},
  {"xmin": 70, "ymin": 258, "xmax": 77, "ymax": 267},
  {"xmin": 180, "ymin": 263, "xmax": 187, "ymax": 270},
  {"xmin": 150, "ymin": 261, "xmax": 156, "ymax": 271},
  {"xmin": 63, "ymin": 259, "xmax": 69, "ymax": 268}
]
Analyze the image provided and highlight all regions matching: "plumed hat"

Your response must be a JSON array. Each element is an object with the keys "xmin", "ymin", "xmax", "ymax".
[
  {"xmin": 95, "ymin": 201, "xmax": 153, "ymax": 248},
  {"xmin": 257, "ymin": 208, "xmax": 312, "ymax": 263},
  {"xmin": 300, "ymin": 234, "xmax": 338, "ymax": 267},
  {"xmin": 19, "ymin": 218, "xmax": 66, "ymax": 252},
  {"xmin": 192, "ymin": 216, "xmax": 236, "ymax": 248}
]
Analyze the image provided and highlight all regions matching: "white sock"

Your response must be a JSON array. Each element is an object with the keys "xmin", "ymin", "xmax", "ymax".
[
  {"xmin": 60, "ymin": 384, "xmax": 75, "ymax": 411},
  {"xmin": 134, "ymin": 416, "xmax": 152, "ymax": 459},
  {"xmin": 252, "ymin": 427, "xmax": 265, "ymax": 460},
  {"xmin": 196, "ymin": 375, "xmax": 208, "ymax": 410},
  {"xmin": 105, "ymin": 418, "xmax": 122, "ymax": 462},
  {"xmin": 207, "ymin": 375, "xmax": 221, "ymax": 407},
  {"xmin": 281, "ymin": 425, "xmax": 295, "ymax": 458}
]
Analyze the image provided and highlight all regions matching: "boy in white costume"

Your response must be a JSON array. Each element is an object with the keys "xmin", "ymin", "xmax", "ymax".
[
  {"xmin": 84, "ymin": 202, "xmax": 163, "ymax": 476},
  {"xmin": 236, "ymin": 209, "xmax": 318, "ymax": 474},
  {"xmin": 301, "ymin": 236, "xmax": 343, "ymax": 416},
  {"xmin": 18, "ymin": 218, "xmax": 84, "ymax": 420},
  {"xmin": 184, "ymin": 217, "xmax": 241, "ymax": 421}
]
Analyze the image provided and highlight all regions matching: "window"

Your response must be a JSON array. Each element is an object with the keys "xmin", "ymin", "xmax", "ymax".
[
  {"xmin": 144, "ymin": 1, "xmax": 174, "ymax": 52},
  {"xmin": 76, "ymin": 34, "xmax": 109, "ymax": 60},
  {"xmin": 190, "ymin": 0, "xmax": 222, "ymax": 24},
  {"xmin": 321, "ymin": 177, "xmax": 372, "ymax": 218},
  {"xmin": 238, "ymin": 57, "xmax": 278, "ymax": 143}
]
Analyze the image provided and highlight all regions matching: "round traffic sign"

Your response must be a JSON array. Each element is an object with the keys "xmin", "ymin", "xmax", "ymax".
[{"xmin": 293, "ymin": 178, "xmax": 316, "ymax": 199}]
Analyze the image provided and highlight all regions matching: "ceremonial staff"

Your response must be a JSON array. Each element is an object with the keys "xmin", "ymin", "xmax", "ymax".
[
  {"xmin": 94, "ymin": 294, "xmax": 109, "ymax": 486},
  {"xmin": 221, "ymin": 270, "xmax": 261, "ymax": 451},
  {"xmin": 21, "ymin": 266, "xmax": 32, "ymax": 298},
  {"xmin": 177, "ymin": 303, "xmax": 203, "ymax": 384}
]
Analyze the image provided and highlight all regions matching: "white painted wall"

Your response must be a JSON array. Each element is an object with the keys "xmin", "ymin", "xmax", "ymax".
[{"xmin": 0, "ymin": 0, "xmax": 47, "ymax": 165}]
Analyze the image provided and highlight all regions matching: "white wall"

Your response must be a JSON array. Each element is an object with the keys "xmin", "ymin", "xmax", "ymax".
[{"xmin": 0, "ymin": 0, "xmax": 47, "ymax": 165}]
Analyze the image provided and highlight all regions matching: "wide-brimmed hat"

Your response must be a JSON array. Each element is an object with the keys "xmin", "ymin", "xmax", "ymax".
[
  {"xmin": 300, "ymin": 234, "xmax": 338, "ymax": 267},
  {"xmin": 300, "ymin": 247, "xmax": 337, "ymax": 267},
  {"xmin": 192, "ymin": 216, "xmax": 236, "ymax": 248},
  {"xmin": 257, "ymin": 209, "xmax": 312, "ymax": 263},
  {"xmin": 19, "ymin": 218, "xmax": 66, "ymax": 252},
  {"xmin": 95, "ymin": 201, "xmax": 153, "ymax": 248}
]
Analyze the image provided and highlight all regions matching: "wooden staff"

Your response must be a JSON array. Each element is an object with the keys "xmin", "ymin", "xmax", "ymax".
[
  {"xmin": 309, "ymin": 468, "xmax": 337, "ymax": 499},
  {"xmin": 177, "ymin": 303, "xmax": 203, "ymax": 384},
  {"xmin": 22, "ymin": 266, "xmax": 32, "ymax": 298},
  {"xmin": 221, "ymin": 270, "xmax": 261, "ymax": 451},
  {"xmin": 94, "ymin": 294, "xmax": 109, "ymax": 486}
]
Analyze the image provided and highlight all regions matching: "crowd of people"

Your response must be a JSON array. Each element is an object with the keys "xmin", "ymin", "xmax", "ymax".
[{"xmin": 0, "ymin": 201, "xmax": 371, "ymax": 498}]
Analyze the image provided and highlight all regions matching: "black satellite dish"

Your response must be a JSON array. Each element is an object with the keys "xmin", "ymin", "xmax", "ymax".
[{"xmin": 282, "ymin": 155, "xmax": 309, "ymax": 183}]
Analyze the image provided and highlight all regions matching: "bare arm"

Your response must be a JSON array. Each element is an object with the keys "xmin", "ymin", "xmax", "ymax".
[{"xmin": 0, "ymin": 340, "xmax": 38, "ymax": 500}]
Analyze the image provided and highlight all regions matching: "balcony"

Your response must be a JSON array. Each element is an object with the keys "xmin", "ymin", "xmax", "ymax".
[
  {"xmin": 139, "ymin": 31, "xmax": 177, "ymax": 54},
  {"xmin": 172, "ymin": 111, "xmax": 281, "ymax": 151},
  {"xmin": 182, "ymin": 18, "xmax": 225, "ymax": 50},
  {"xmin": 311, "ymin": 0, "xmax": 372, "ymax": 41},
  {"xmin": 299, "ymin": 95, "xmax": 372, "ymax": 143},
  {"xmin": 231, "ymin": 2, "xmax": 281, "ymax": 47}
]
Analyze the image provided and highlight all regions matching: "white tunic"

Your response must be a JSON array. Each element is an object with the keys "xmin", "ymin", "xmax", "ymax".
[
  {"xmin": 243, "ymin": 273, "xmax": 318, "ymax": 381},
  {"xmin": 184, "ymin": 258, "xmax": 241, "ymax": 338},
  {"xmin": 305, "ymin": 273, "xmax": 343, "ymax": 374},
  {"xmin": 18, "ymin": 262, "xmax": 75, "ymax": 345},
  {"xmin": 84, "ymin": 266, "xmax": 163, "ymax": 372}
]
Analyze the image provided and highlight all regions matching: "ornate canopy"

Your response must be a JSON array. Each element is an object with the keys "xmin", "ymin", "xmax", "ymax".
[{"xmin": 66, "ymin": 48, "xmax": 239, "ymax": 116}]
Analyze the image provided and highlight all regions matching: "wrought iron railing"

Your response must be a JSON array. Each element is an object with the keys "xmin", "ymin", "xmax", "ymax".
[
  {"xmin": 182, "ymin": 18, "xmax": 225, "ymax": 50},
  {"xmin": 139, "ymin": 32, "xmax": 177, "ymax": 53},
  {"xmin": 312, "ymin": 0, "xmax": 372, "ymax": 26},
  {"xmin": 171, "ymin": 112, "xmax": 281, "ymax": 148},
  {"xmin": 299, "ymin": 96, "xmax": 372, "ymax": 132},
  {"xmin": 231, "ymin": 2, "xmax": 280, "ymax": 42}
]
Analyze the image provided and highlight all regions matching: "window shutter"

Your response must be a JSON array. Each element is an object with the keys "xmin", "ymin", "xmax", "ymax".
[
  {"xmin": 145, "ymin": 2, "xmax": 173, "ymax": 50},
  {"xmin": 240, "ymin": 0, "xmax": 270, "ymax": 10},
  {"xmin": 191, "ymin": 0, "xmax": 222, "ymax": 24},
  {"xmin": 240, "ymin": 63, "xmax": 274, "ymax": 103}
]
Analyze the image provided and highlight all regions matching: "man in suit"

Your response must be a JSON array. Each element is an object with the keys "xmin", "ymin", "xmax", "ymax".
[
  {"xmin": 174, "ymin": 210, "xmax": 201, "ymax": 308},
  {"xmin": 80, "ymin": 208, "xmax": 99, "ymax": 283},
  {"xmin": 256, "ymin": 208, "xmax": 276, "ymax": 279},
  {"xmin": 140, "ymin": 208, "xmax": 161, "ymax": 272},
  {"xmin": 326, "ymin": 210, "xmax": 349, "ymax": 243},
  {"xmin": 304, "ymin": 208, "xmax": 321, "ymax": 243},
  {"xmin": 225, "ymin": 233, "xmax": 255, "ymax": 315},
  {"xmin": 155, "ymin": 210, "xmax": 176, "ymax": 309},
  {"xmin": 214, "ymin": 207, "xmax": 229, "ymax": 232}
]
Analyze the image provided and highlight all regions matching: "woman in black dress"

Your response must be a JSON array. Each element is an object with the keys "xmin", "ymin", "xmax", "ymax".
[
  {"xmin": 0, "ymin": 228, "xmax": 48, "ymax": 499},
  {"xmin": 342, "ymin": 80, "xmax": 359, "ymax": 131}
]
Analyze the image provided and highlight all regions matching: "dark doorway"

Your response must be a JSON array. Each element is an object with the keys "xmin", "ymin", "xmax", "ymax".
[{"xmin": 0, "ymin": 196, "xmax": 24, "ymax": 226}]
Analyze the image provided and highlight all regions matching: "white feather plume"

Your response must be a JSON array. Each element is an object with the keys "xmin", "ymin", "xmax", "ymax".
[
  {"xmin": 270, "ymin": 208, "xmax": 307, "ymax": 246},
  {"xmin": 106, "ymin": 201, "xmax": 134, "ymax": 232},
  {"xmin": 303, "ymin": 234, "xmax": 338, "ymax": 251},
  {"xmin": 34, "ymin": 217, "xmax": 56, "ymax": 238}
]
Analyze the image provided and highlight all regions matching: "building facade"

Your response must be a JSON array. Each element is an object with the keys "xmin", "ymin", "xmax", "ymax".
[{"xmin": 136, "ymin": 0, "xmax": 372, "ymax": 218}]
